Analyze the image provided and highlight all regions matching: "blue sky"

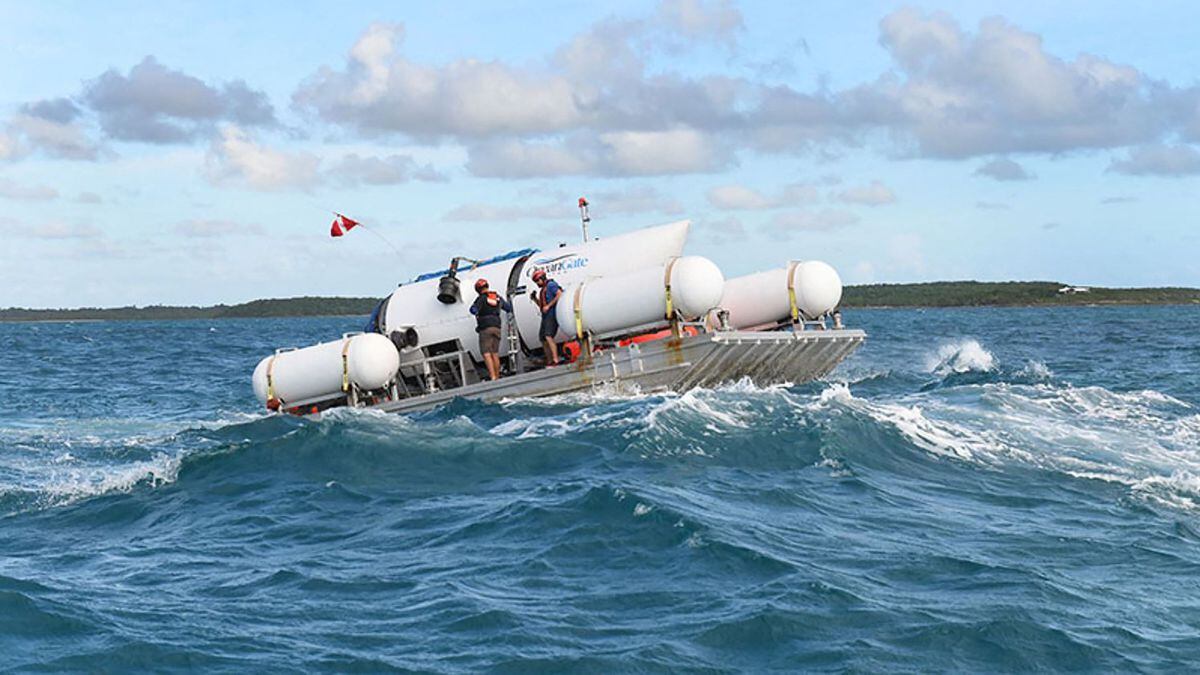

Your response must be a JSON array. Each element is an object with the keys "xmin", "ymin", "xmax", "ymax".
[{"xmin": 1, "ymin": 0, "xmax": 1198, "ymax": 308}]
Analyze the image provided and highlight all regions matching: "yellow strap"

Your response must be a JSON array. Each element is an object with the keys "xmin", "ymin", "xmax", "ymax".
[
  {"xmin": 340, "ymin": 338, "xmax": 352, "ymax": 392},
  {"xmin": 663, "ymin": 257, "xmax": 679, "ymax": 320},
  {"xmin": 786, "ymin": 260, "xmax": 801, "ymax": 322},
  {"xmin": 573, "ymin": 284, "xmax": 585, "ymax": 338},
  {"xmin": 266, "ymin": 355, "xmax": 278, "ymax": 400}
]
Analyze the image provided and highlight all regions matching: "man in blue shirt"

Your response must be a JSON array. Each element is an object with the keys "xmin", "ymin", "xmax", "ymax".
[{"xmin": 530, "ymin": 269, "xmax": 561, "ymax": 366}]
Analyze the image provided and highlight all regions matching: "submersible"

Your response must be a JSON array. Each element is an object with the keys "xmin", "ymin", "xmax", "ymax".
[{"xmin": 252, "ymin": 218, "xmax": 864, "ymax": 414}]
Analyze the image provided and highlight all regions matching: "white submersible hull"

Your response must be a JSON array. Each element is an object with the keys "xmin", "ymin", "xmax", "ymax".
[{"xmin": 251, "ymin": 220, "xmax": 865, "ymax": 415}]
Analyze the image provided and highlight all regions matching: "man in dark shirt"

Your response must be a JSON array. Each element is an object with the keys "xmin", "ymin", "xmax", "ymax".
[
  {"xmin": 469, "ymin": 278, "xmax": 512, "ymax": 381},
  {"xmin": 530, "ymin": 269, "xmax": 561, "ymax": 366}
]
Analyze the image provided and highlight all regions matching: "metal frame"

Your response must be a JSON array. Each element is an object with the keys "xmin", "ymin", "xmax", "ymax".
[{"xmin": 370, "ymin": 327, "xmax": 866, "ymax": 415}]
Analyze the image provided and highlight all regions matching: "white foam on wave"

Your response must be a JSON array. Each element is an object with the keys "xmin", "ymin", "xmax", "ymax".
[
  {"xmin": 886, "ymin": 379, "xmax": 1200, "ymax": 513},
  {"xmin": 499, "ymin": 382, "xmax": 651, "ymax": 409},
  {"xmin": 813, "ymin": 384, "xmax": 1005, "ymax": 462},
  {"xmin": 1025, "ymin": 384, "xmax": 1194, "ymax": 432},
  {"xmin": 830, "ymin": 367, "xmax": 894, "ymax": 386},
  {"xmin": 490, "ymin": 380, "xmax": 794, "ymax": 442},
  {"xmin": 643, "ymin": 388, "xmax": 750, "ymax": 431},
  {"xmin": 926, "ymin": 339, "xmax": 997, "ymax": 375},
  {"xmin": 801, "ymin": 374, "xmax": 1200, "ymax": 514},
  {"xmin": 39, "ymin": 451, "xmax": 183, "ymax": 507},
  {"xmin": 489, "ymin": 406, "xmax": 630, "ymax": 439},
  {"xmin": 0, "ymin": 412, "xmax": 276, "ymax": 513},
  {"xmin": 1017, "ymin": 360, "xmax": 1054, "ymax": 380}
]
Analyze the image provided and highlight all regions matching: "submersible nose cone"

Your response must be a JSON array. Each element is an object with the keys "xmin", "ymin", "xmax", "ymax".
[{"xmin": 437, "ymin": 274, "xmax": 461, "ymax": 304}]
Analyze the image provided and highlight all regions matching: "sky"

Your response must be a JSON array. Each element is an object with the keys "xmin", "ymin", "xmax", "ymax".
[{"xmin": 1, "ymin": 0, "xmax": 1198, "ymax": 308}]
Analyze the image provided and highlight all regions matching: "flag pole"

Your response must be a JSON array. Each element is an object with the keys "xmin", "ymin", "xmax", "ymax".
[{"xmin": 326, "ymin": 209, "xmax": 404, "ymax": 256}]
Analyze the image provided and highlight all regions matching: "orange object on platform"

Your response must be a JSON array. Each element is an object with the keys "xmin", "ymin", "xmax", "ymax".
[
  {"xmin": 617, "ymin": 326, "xmax": 698, "ymax": 347},
  {"xmin": 560, "ymin": 340, "xmax": 581, "ymax": 363}
]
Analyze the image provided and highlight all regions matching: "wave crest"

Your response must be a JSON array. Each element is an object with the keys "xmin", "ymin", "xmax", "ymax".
[{"xmin": 926, "ymin": 339, "xmax": 997, "ymax": 375}]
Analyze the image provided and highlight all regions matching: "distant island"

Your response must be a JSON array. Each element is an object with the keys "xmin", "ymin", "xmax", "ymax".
[
  {"xmin": 1, "ymin": 282, "xmax": 1197, "ymax": 322},
  {"xmin": 840, "ymin": 281, "xmax": 1200, "ymax": 308},
  {"xmin": 0, "ymin": 296, "xmax": 381, "ymax": 322}
]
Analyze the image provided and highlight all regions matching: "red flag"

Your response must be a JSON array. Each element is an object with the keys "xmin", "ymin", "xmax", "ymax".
[{"xmin": 330, "ymin": 214, "xmax": 359, "ymax": 237}]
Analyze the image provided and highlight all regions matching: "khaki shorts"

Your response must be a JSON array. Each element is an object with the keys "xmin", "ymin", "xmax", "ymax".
[{"xmin": 478, "ymin": 327, "xmax": 502, "ymax": 354}]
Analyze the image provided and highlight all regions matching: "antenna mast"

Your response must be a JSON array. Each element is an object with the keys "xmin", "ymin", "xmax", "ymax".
[{"xmin": 578, "ymin": 197, "xmax": 591, "ymax": 242}]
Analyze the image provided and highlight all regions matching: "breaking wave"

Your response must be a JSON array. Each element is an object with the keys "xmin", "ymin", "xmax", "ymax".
[
  {"xmin": 8, "ymin": 371, "xmax": 1195, "ymax": 519},
  {"xmin": 926, "ymin": 338, "xmax": 997, "ymax": 375}
]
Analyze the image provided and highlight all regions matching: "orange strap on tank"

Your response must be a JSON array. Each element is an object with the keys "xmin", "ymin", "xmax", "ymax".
[
  {"xmin": 573, "ymin": 284, "xmax": 585, "ymax": 339},
  {"xmin": 786, "ymin": 260, "xmax": 801, "ymax": 323},
  {"xmin": 340, "ymin": 338, "xmax": 352, "ymax": 392},
  {"xmin": 663, "ymin": 256, "xmax": 679, "ymax": 320}
]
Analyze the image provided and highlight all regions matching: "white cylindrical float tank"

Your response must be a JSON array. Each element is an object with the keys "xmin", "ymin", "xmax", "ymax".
[
  {"xmin": 252, "ymin": 332, "xmax": 401, "ymax": 406},
  {"xmin": 711, "ymin": 260, "xmax": 843, "ymax": 329},
  {"xmin": 380, "ymin": 219, "xmax": 692, "ymax": 362},
  {"xmin": 792, "ymin": 260, "xmax": 843, "ymax": 320},
  {"xmin": 557, "ymin": 256, "xmax": 725, "ymax": 339}
]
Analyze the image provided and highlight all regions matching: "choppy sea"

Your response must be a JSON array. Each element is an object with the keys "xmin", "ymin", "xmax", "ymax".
[{"xmin": 1, "ymin": 306, "xmax": 1198, "ymax": 672}]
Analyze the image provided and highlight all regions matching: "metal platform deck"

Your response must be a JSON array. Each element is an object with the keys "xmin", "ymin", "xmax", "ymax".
[{"xmin": 372, "ymin": 328, "xmax": 865, "ymax": 414}]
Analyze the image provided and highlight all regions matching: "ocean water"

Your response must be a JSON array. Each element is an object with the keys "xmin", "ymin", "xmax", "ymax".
[{"xmin": 1, "ymin": 306, "xmax": 1198, "ymax": 672}]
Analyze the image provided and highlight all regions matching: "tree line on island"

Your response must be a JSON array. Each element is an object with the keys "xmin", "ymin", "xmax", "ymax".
[{"xmin": 1, "ymin": 283, "xmax": 1197, "ymax": 322}]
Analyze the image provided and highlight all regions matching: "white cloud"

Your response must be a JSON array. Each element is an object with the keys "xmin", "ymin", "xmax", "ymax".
[
  {"xmin": 974, "ymin": 158, "xmax": 1033, "ymax": 181},
  {"xmin": 708, "ymin": 184, "xmax": 772, "ymax": 209},
  {"xmin": 767, "ymin": 209, "xmax": 860, "ymax": 235},
  {"xmin": 7, "ymin": 114, "xmax": 100, "ymax": 160},
  {"xmin": 697, "ymin": 215, "xmax": 746, "ymax": 245},
  {"xmin": 856, "ymin": 9, "xmax": 1183, "ymax": 158},
  {"xmin": 590, "ymin": 184, "xmax": 684, "ymax": 216},
  {"xmin": 444, "ymin": 185, "xmax": 681, "ymax": 222},
  {"xmin": 0, "ymin": 131, "xmax": 17, "ymax": 160},
  {"xmin": 833, "ymin": 180, "xmax": 897, "ymax": 206},
  {"xmin": 205, "ymin": 125, "xmax": 320, "ymax": 191},
  {"xmin": 1107, "ymin": 144, "xmax": 1200, "ymax": 176},
  {"xmin": 975, "ymin": 201, "xmax": 1010, "ymax": 210},
  {"xmin": 443, "ymin": 202, "xmax": 568, "ymax": 222},
  {"xmin": 706, "ymin": 182, "xmax": 819, "ymax": 210},
  {"xmin": 0, "ymin": 59, "xmax": 273, "ymax": 161},
  {"xmin": 83, "ymin": 56, "xmax": 275, "ymax": 143},
  {"xmin": 331, "ymin": 153, "xmax": 445, "ymax": 185},
  {"xmin": 174, "ymin": 219, "xmax": 264, "ymax": 237},
  {"xmin": 851, "ymin": 260, "xmax": 877, "ymax": 283},
  {"xmin": 293, "ymin": 9, "xmax": 1200, "ymax": 177},
  {"xmin": 0, "ymin": 178, "xmax": 59, "ymax": 201},
  {"xmin": 657, "ymin": 0, "xmax": 744, "ymax": 44},
  {"xmin": 294, "ymin": 22, "xmax": 581, "ymax": 139},
  {"xmin": 465, "ymin": 138, "xmax": 591, "ymax": 178},
  {"xmin": 467, "ymin": 129, "xmax": 732, "ymax": 177},
  {"xmin": 26, "ymin": 222, "xmax": 103, "ymax": 240},
  {"xmin": 887, "ymin": 233, "xmax": 926, "ymax": 274},
  {"xmin": 601, "ymin": 128, "xmax": 731, "ymax": 175}
]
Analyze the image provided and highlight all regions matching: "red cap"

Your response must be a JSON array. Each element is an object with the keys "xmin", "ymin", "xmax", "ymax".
[
  {"xmin": 532, "ymin": 269, "xmax": 546, "ymax": 281},
  {"xmin": 474, "ymin": 278, "xmax": 489, "ymax": 292},
  {"xmin": 578, "ymin": 197, "xmax": 588, "ymax": 207}
]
